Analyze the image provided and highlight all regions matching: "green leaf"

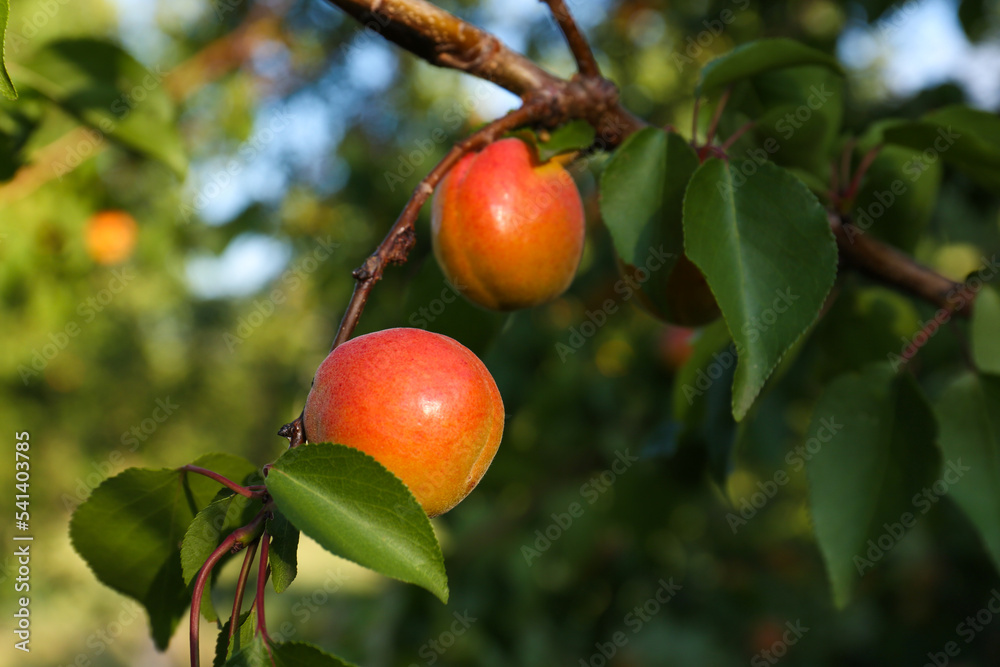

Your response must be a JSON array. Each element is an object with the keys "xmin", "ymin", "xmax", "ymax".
[
  {"xmin": 267, "ymin": 509, "xmax": 300, "ymax": 593},
  {"xmin": 10, "ymin": 38, "xmax": 186, "ymax": 174},
  {"xmin": 672, "ymin": 319, "xmax": 733, "ymax": 427},
  {"xmin": 972, "ymin": 285, "xmax": 1000, "ymax": 376},
  {"xmin": 935, "ymin": 372, "xmax": 1000, "ymax": 574},
  {"xmin": 226, "ymin": 639, "xmax": 357, "ymax": 667},
  {"xmin": 265, "ymin": 443, "xmax": 449, "ymax": 603},
  {"xmin": 600, "ymin": 128, "xmax": 713, "ymax": 323},
  {"xmin": 740, "ymin": 67, "xmax": 844, "ymax": 176},
  {"xmin": 270, "ymin": 642, "xmax": 358, "ymax": 666},
  {"xmin": 879, "ymin": 107, "xmax": 1000, "ymax": 189},
  {"xmin": 181, "ymin": 492, "xmax": 263, "ymax": 620},
  {"xmin": 181, "ymin": 492, "xmax": 262, "ymax": 587},
  {"xmin": 806, "ymin": 364, "xmax": 941, "ymax": 607},
  {"xmin": 849, "ymin": 144, "xmax": 942, "ymax": 253},
  {"xmin": 69, "ymin": 453, "xmax": 258, "ymax": 649},
  {"xmin": 0, "ymin": 0, "xmax": 16, "ymax": 100},
  {"xmin": 536, "ymin": 120, "xmax": 595, "ymax": 161},
  {"xmin": 683, "ymin": 158, "xmax": 837, "ymax": 420},
  {"xmin": 697, "ymin": 38, "xmax": 843, "ymax": 95},
  {"xmin": 215, "ymin": 610, "xmax": 256, "ymax": 667},
  {"xmin": 224, "ymin": 635, "xmax": 270, "ymax": 667}
]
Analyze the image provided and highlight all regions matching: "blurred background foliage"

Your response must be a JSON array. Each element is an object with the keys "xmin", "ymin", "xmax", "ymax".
[{"xmin": 2, "ymin": 0, "xmax": 1000, "ymax": 664}]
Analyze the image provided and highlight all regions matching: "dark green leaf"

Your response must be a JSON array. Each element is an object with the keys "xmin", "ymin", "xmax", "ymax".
[
  {"xmin": 69, "ymin": 453, "xmax": 258, "ymax": 649},
  {"xmin": 806, "ymin": 364, "xmax": 941, "ymax": 607},
  {"xmin": 698, "ymin": 38, "xmax": 843, "ymax": 95},
  {"xmin": 935, "ymin": 372, "xmax": 1000, "ymax": 574},
  {"xmin": 742, "ymin": 67, "xmax": 844, "ymax": 176},
  {"xmin": 226, "ymin": 639, "xmax": 357, "ymax": 667},
  {"xmin": 270, "ymin": 642, "xmax": 358, "ymax": 666},
  {"xmin": 849, "ymin": 144, "xmax": 942, "ymax": 253},
  {"xmin": 879, "ymin": 107, "xmax": 1000, "ymax": 189},
  {"xmin": 0, "ymin": 0, "xmax": 16, "ymax": 100},
  {"xmin": 265, "ymin": 443, "xmax": 449, "ymax": 603},
  {"xmin": 267, "ymin": 509, "xmax": 300, "ymax": 593},
  {"xmin": 599, "ymin": 128, "xmax": 703, "ymax": 322},
  {"xmin": 973, "ymin": 285, "xmax": 1000, "ymax": 375},
  {"xmin": 11, "ymin": 39, "xmax": 186, "ymax": 174},
  {"xmin": 672, "ymin": 319, "xmax": 733, "ymax": 427},
  {"xmin": 683, "ymin": 158, "xmax": 837, "ymax": 420}
]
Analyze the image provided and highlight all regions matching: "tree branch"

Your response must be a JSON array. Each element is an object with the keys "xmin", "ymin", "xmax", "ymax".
[
  {"xmin": 325, "ymin": 0, "xmax": 559, "ymax": 96},
  {"xmin": 541, "ymin": 0, "xmax": 600, "ymax": 77},
  {"xmin": 831, "ymin": 216, "xmax": 973, "ymax": 317}
]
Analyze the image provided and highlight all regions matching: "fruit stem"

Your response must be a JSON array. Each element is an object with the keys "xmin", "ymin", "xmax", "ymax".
[
  {"xmin": 839, "ymin": 137, "xmax": 857, "ymax": 197},
  {"xmin": 227, "ymin": 538, "xmax": 260, "ymax": 648},
  {"xmin": 843, "ymin": 143, "xmax": 883, "ymax": 203},
  {"xmin": 691, "ymin": 95, "xmax": 701, "ymax": 144},
  {"xmin": 254, "ymin": 529, "xmax": 275, "ymax": 660},
  {"xmin": 180, "ymin": 465, "xmax": 261, "ymax": 499},
  {"xmin": 702, "ymin": 86, "xmax": 732, "ymax": 151},
  {"xmin": 189, "ymin": 510, "xmax": 267, "ymax": 667},
  {"xmin": 720, "ymin": 120, "xmax": 756, "ymax": 152}
]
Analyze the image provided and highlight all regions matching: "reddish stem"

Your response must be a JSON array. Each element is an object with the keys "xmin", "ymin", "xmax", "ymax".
[
  {"xmin": 255, "ymin": 531, "xmax": 271, "ymax": 641},
  {"xmin": 703, "ymin": 86, "xmax": 732, "ymax": 149},
  {"xmin": 691, "ymin": 95, "xmax": 701, "ymax": 143},
  {"xmin": 180, "ymin": 465, "xmax": 259, "ymax": 499},
  {"xmin": 228, "ymin": 539, "xmax": 260, "ymax": 648},
  {"xmin": 720, "ymin": 120, "xmax": 757, "ymax": 152},
  {"xmin": 844, "ymin": 144, "xmax": 883, "ymax": 201},
  {"xmin": 189, "ymin": 512, "xmax": 267, "ymax": 667},
  {"xmin": 828, "ymin": 159, "xmax": 840, "ymax": 203},
  {"xmin": 839, "ymin": 137, "xmax": 856, "ymax": 195}
]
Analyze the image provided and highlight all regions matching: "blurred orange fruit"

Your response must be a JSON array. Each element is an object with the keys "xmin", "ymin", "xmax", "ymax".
[
  {"xmin": 658, "ymin": 325, "xmax": 695, "ymax": 371},
  {"xmin": 85, "ymin": 210, "xmax": 138, "ymax": 265}
]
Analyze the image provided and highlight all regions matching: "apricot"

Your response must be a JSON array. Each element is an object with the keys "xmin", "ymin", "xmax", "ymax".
[
  {"xmin": 85, "ymin": 210, "xmax": 138, "ymax": 265},
  {"xmin": 302, "ymin": 328, "xmax": 504, "ymax": 517},
  {"xmin": 431, "ymin": 138, "xmax": 585, "ymax": 310},
  {"xmin": 659, "ymin": 325, "xmax": 695, "ymax": 371}
]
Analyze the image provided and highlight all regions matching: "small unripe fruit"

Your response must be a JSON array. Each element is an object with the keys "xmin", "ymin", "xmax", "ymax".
[
  {"xmin": 431, "ymin": 138, "xmax": 586, "ymax": 311},
  {"xmin": 303, "ymin": 328, "xmax": 504, "ymax": 517}
]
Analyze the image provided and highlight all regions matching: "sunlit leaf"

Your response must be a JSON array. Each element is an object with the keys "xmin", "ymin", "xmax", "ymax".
[{"xmin": 265, "ymin": 443, "xmax": 448, "ymax": 603}]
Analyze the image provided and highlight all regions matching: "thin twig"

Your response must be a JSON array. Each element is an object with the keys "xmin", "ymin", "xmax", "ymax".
[
  {"xmin": 180, "ymin": 465, "xmax": 259, "ymax": 498},
  {"xmin": 541, "ymin": 0, "xmax": 600, "ymax": 77}
]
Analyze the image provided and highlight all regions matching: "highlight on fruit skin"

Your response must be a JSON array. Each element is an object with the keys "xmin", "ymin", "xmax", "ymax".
[
  {"xmin": 85, "ymin": 210, "xmax": 138, "ymax": 265},
  {"xmin": 303, "ymin": 327, "xmax": 504, "ymax": 517},
  {"xmin": 431, "ymin": 137, "xmax": 586, "ymax": 311}
]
